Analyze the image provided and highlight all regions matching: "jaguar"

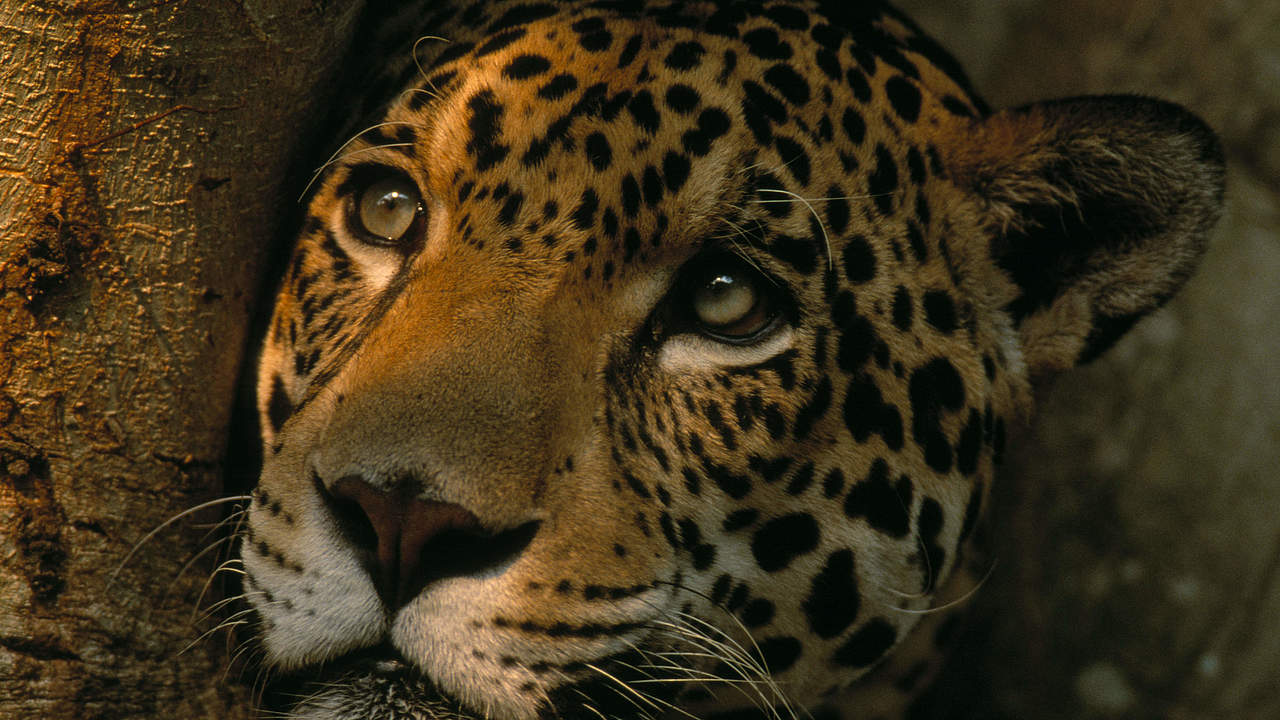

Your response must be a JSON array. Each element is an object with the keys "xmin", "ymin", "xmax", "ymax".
[{"xmin": 242, "ymin": 1, "xmax": 1225, "ymax": 718}]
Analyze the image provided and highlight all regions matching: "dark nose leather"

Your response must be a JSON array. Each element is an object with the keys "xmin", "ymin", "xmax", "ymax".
[{"xmin": 323, "ymin": 475, "xmax": 537, "ymax": 608}]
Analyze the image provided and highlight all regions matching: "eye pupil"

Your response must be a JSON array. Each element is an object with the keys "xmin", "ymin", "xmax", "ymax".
[
  {"xmin": 358, "ymin": 177, "xmax": 421, "ymax": 243},
  {"xmin": 688, "ymin": 260, "xmax": 776, "ymax": 341},
  {"xmin": 377, "ymin": 191, "xmax": 409, "ymax": 212}
]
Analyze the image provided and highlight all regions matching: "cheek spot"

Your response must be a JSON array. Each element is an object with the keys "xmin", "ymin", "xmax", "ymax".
[
  {"xmin": 802, "ymin": 549, "xmax": 860, "ymax": 638},
  {"xmin": 833, "ymin": 618, "xmax": 898, "ymax": 668},
  {"xmin": 751, "ymin": 513, "xmax": 819, "ymax": 572},
  {"xmin": 755, "ymin": 635, "xmax": 802, "ymax": 673},
  {"xmin": 267, "ymin": 374, "xmax": 293, "ymax": 434}
]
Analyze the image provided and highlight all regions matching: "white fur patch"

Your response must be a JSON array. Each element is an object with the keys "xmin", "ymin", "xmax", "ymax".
[{"xmin": 657, "ymin": 326, "xmax": 795, "ymax": 373}]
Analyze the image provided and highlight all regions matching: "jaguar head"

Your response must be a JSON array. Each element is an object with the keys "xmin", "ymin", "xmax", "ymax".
[{"xmin": 242, "ymin": 2, "xmax": 1223, "ymax": 718}]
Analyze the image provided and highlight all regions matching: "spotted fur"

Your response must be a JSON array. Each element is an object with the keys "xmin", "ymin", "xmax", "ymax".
[{"xmin": 243, "ymin": 2, "xmax": 1224, "ymax": 718}]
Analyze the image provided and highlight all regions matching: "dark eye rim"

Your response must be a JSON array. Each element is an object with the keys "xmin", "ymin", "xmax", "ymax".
[
  {"xmin": 677, "ymin": 251, "xmax": 790, "ymax": 345},
  {"xmin": 339, "ymin": 164, "xmax": 426, "ymax": 249}
]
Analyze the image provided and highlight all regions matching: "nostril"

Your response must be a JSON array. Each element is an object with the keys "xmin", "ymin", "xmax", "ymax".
[
  {"xmin": 315, "ymin": 472, "xmax": 379, "ymax": 554},
  {"xmin": 317, "ymin": 473, "xmax": 539, "ymax": 609},
  {"xmin": 410, "ymin": 518, "xmax": 541, "ymax": 597}
]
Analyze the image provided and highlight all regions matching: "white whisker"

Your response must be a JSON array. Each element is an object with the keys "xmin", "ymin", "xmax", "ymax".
[
  {"xmin": 753, "ymin": 188, "xmax": 833, "ymax": 270},
  {"xmin": 411, "ymin": 35, "xmax": 452, "ymax": 80},
  {"xmin": 298, "ymin": 121, "xmax": 423, "ymax": 200},
  {"xmin": 894, "ymin": 560, "xmax": 998, "ymax": 615},
  {"xmin": 110, "ymin": 495, "xmax": 252, "ymax": 585}
]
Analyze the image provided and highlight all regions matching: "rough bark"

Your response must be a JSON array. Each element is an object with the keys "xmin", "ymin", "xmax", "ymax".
[{"xmin": 0, "ymin": 1, "xmax": 364, "ymax": 716}]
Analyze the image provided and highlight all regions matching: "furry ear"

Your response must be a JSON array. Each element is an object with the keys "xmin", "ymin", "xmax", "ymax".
[{"xmin": 943, "ymin": 95, "xmax": 1225, "ymax": 376}]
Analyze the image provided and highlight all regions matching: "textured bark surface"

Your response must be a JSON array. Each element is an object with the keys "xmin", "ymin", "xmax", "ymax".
[
  {"xmin": 896, "ymin": 1, "xmax": 1280, "ymax": 718},
  {"xmin": 0, "ymin": 1, "xmax": 363, "ymax": 716}
]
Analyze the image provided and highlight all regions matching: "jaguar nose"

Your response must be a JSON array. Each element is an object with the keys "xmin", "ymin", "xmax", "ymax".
[{"xmin": 321, "ymin": 475, "xmax": 539, "ymax": 609}]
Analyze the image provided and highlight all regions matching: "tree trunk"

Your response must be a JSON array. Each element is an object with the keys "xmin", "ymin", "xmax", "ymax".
[{"xmin": 0, "ymin": 2, "xmax": 364, "ymax": 716}]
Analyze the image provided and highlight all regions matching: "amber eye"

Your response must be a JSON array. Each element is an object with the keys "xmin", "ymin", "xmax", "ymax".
[
  {"xmin": 687, "ymin": 258, "xmax": 779, "ymax": 342},
  {"xmin": 357, "ymin": 177, "xmax": 422, "ymax": 244}
]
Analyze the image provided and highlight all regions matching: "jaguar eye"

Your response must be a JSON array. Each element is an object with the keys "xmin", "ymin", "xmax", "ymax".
[
  {"xmin": 687, "ymin": 258, "xmax": 778, "ymax": 342},
  {"xmin": 357, "ymin": 177, "xmax": 422, "ymax": 244}
]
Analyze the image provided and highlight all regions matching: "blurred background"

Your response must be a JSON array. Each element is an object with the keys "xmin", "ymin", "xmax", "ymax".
[{"xmin": 893, "ymin": 1, "xmax": 1280, "ymax": 717}]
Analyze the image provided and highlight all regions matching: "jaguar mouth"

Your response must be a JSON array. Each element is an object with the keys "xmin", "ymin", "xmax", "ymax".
[
  {"xmin": 263, "ymin": 644, "xmax": 475, "ymax": 720},
  {"xmin": 262, "ymin": 643, "xmax": 692, "ymax": 720}
]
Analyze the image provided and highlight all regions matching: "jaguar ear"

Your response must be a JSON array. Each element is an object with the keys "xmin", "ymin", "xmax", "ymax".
[{"xmin": 942, "ymin": 95, "xmax": 1225, "ymax": 377}]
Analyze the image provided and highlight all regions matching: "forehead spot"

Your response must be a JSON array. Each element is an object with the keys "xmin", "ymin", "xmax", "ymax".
[
  {"xmin": 665, "ymin": 41, "xmax": 707, "ymax": 70},
  {"xmin": 537, "ymin": 73, "xmax": 579, "ymax": 100},
  {"xmin": 474, "ymin": 26, "xmax": 527, "ymax": 58},
  {"xmin": 503, "ymin": 53, "xmax": 552, "ymax": 80},
  {"xmin": 465, "ymin": 90, "xmax": 510, "ymax": 171}
]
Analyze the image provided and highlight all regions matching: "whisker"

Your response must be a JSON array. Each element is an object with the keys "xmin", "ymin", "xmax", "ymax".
[
  {"xmin": 164, "ymin": 532, "xmax": 241, "ymax": 603},
  {"xmin": 575, "ymin": 700, "xmax": 609, "ymax": 720},
  {"xmin": 187, "ymin": 590, "xmax": 274, "ymax": 655},
  {"xmin": 180, "ymin": 617, "xmax": 249, "ymax": 658},
  {"xmin": 752, "ymin": 188, "xmax": 833, "ymax": 270},
  {"xmin": 713, "ymin": 212, "xmax": 777, "ymax": 284},
  {"xmin": 893, "ymin": 559, "xmax": 998, "ymax": 616},
  {"xmin": 650, "ymin": 627, "xmax": 779, "ymax": 717},
  {"xmin": 873, "ymin": 483, "xmax": 941, "ymax": 605},
  {"xmin": 229, "ymin": 635, "xmax": 269, "ymax": 686},
  {"xmin": 411, "ymin": 35, "xmax": 452, "ymax": 81},
  {"xmin": 603, "ymin": 658, "xmax": 702, "ymax": 720},
  {"xmin": 750, "ymin": 195, "xmax": 873, "ymax": 203},
  {"xmin": 640, "ymin": 616, "xmax": 782, "ymax": 719},
  {"xmin": 192, "ymin": 571, "xmax": 253, "ymax": 625},
  {"xmin": 652, "ymin": 583, "xmax": 803, "ymax": 720},
  {"xmin": 579, "ymin": 669, "xmax": 661, "ymax": 720},
  {"xmin": 110, "ymin": 495, "xmax": 252, "ymax": 585},
  {"xmin": 399, "ymin": 86, "xmax": 444, "ymax": 106},
  {"xmin": 192, "ymin": 525, "xmax": 250, "ymax": 614},
  {"xmin": 298, "ymin": 121, "xmax": 422, "ymax": 200}
]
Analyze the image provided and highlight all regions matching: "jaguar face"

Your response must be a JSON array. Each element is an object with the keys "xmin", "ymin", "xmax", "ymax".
[{"xmin": 242, "ymin": 2, "xmax": 1223, "ymax": 719}]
